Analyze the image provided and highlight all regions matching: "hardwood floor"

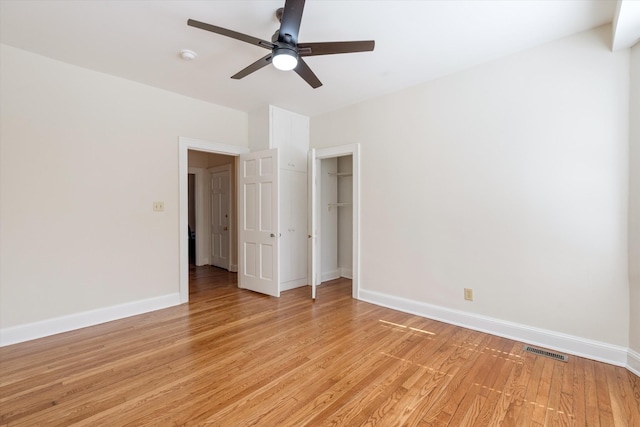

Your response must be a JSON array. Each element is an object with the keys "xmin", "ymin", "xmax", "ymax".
[{"xmin": 1, "ymin": 266, "xmax": 639, "ymax": 426}]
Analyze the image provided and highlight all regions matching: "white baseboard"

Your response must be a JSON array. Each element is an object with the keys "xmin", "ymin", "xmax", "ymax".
[
  {"xmin": 321, "ymin": 270, "xmax": 340, "ymax": 283},
  {"xmin": 229, "ymin": 264, "xmax": 238, "ymax": 273},
  {"xmin": 281, "ymin": 278, "xmax": 308, "ymax": 291},
  {"xmin": 359, "ymin": 289, "xmax": 629, "ymax": 368},
  {"xmin": 0, "ymin": 293, "xmax": 181, "ymax": 347},
  {"xmin": 628, "ymin": 349, "xmax": 640, "ymax": 376},
  {"xmin": 340, "ymin": 268, "xmax": 353, "ymax": 280}
]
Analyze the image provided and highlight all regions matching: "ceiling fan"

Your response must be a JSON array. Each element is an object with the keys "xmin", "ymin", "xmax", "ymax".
[{"xmin": 187, "ymin": 0, "xmax": 375, "ymax": 89}]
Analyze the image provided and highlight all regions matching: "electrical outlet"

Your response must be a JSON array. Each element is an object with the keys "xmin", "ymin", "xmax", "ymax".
[
  {"xmin": 464, "ymin": 288, "xmax": 473, "ymax": 301},
  {"xmin": 153, "ymin": 201, "xmax": 164, "ymax": 212}
]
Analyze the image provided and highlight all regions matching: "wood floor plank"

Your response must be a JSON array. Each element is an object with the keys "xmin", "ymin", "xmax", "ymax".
[
  {"xmin": 400, "ymin": 330, "xmax": 490, "ymax": 425},
  {"xmin": 515, "ymin": 354, "xmax": 546, "ymax": 425},
  {"xmin": 436, "ymin": 335, "xmax": 509, "ymax": 426},
  {"xmin": 359, "ymin": 326, "xmax": 476, "ymax": 426},
  {"xmin": 484, "ymin": 351, "xmax": 527, "ymax": 427},
  {"xmin": 584, "ymin": 359, "xmax": 600, "ymax": 426},
  {"xmin": 530, "ymin": 357, "xmax": 554, "ymax": 423},
  {"xmin": 542, "ymin": 361, "xmax": 565, "ymax": 426},
  {"xmin": 1, "ymin": 265, "xmax": 638, "ymax": 426},
  {"xmin": 594, "ymin": 361, "xmax": 616, "ymax": 426},
  {"xmin": 618, "ymin": 366, "xmax": 640, "ymax": 422},
  {"xmin": 472, "ymin": 341, "xmax": 522, "ymax": 427}
]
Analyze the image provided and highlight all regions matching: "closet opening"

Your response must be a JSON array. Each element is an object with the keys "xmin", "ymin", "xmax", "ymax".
[
  {"xmin": 178, "ymin": 137, "xmax": 249, "ymax": 303},
  {"xmin": 319, "ymin": 155, "xmax": 353, "ymax": 288},
  {"xmin": 310, "ymin": 143, "xmax": 360, "ymax": 300}
]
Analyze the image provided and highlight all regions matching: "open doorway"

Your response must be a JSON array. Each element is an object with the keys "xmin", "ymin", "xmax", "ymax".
[
  {"xmin": 179, "ymin": 137, "xmax": 250, "ymax": 303},
  {"xmin": 310, "ymin": 144, "xmax": 361, "ymax": 300},
  {"xmin": 187, "ymin": 150, "xmax": 236, "ymax": 268},
  {"xmin": 319, "ymin": 155, "xmax": 353, "ymax": 285},
  {"xmin": 187, "ymin": 149, "xmax": 236, "ymax": 293},
  {"xmin": 188, "ymin": 173, "xmax": 196, "ymax": 264}
]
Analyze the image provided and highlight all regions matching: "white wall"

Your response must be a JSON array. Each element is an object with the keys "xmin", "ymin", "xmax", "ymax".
[
  {"xmin": 629, "ymin": 43, "xmax": 640, "ymax": 355},
  {"xmin": 0, "ymin": 44, "xmax": 248, "ymax": 331},
  {"xmin": 188, "ymin": 150, "xmax": 212, "ymax": 168},
  {"xmin": 311, "ymin": 26, "xmax": 630, "ymax": 348}
]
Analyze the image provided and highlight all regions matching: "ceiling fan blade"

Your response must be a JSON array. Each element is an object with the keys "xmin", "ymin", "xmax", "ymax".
[
  {"xmin": 188, "ymin": 19, "xmax": 275, "ymax": 50},
  {"xmin": 231, "ymin": 54, "xmax": 273, "ymax": 80},
  {"xmin": 294, "ymin": 58, "xmax": 322, "ymax": 89},
  {"xmin": 298, "ymin": 40, "xmax": 375, "ymax": 57},
  {"xmin": 278, "ymin": 0, "xmax": 305, "ymax": 43}
]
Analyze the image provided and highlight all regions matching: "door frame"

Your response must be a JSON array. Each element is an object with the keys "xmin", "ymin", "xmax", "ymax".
[
  {"xmin": 179, "ymin": 137, "xmax": 249, "ymax": 303},
  {"xmin": 312, "ymin": 143, "xmax": 361, "ymax": 299}
]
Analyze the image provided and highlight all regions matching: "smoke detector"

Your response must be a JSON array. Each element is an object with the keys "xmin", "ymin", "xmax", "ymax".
[{"xmin": 179, "ymin": 49, "xmax": 197, "ymax": 60}]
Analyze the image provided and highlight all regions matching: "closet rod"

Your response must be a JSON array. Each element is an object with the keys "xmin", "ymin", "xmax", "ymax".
[{"xmin": 328, "ymin": 202, "xmax": 352, "ymax": 211}]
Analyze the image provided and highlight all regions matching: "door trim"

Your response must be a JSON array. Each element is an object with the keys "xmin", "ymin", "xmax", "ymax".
[
  {"xmin": 179, "ymin": 137, "xmax": 249, "ymax": 303},
  {"xmin": 314, "ymin": 144, "xmax": 361, "ymax": 299}
]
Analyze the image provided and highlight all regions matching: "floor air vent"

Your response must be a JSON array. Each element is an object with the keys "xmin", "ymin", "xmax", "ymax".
[{"xmin": 523, "ymin": 345, "xmax": 569, "ymax": 362}]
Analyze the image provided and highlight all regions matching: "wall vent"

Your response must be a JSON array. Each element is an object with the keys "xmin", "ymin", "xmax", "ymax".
[{"xmin": 523, "ymin": 345, "xmax": 569, "ymax": 362}]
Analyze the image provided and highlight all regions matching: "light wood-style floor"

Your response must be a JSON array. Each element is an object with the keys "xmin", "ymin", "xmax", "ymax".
[{"xmin": 1, "ymin": 266, "xmax": 639, "ymax": 426}]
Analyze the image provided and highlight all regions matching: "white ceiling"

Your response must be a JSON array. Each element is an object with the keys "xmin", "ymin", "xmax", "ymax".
[{"xmin": 0, "ymin": 1, "xmax": 630, "ymax": 117}]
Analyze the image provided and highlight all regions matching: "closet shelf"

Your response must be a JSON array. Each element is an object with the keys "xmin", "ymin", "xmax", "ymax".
[{"xmin": 328, "ymin": 203, "xmax": 352, "ymax": 210}]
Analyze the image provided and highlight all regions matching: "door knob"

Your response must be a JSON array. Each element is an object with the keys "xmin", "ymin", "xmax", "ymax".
[{"xmin": 223, "ymin": 226, "xmax": 228, "ymax": 231}]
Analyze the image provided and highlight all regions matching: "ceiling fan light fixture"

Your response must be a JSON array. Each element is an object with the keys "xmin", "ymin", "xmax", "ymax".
[{"xmin": 272, "ymin": 47, "xmax": 298, "ymax": 71}]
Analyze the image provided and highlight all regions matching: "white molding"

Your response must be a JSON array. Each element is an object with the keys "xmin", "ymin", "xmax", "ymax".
[
  {"xmin": 321, "ymin": 269, "xmax": 341, "ymax": 283},
  {"xmin": 628, "ymin": 349, "xmax": 640, "ymax": 376},
  {"xmin": 340, "ymin": 267, "xmax": 353, "ymax": 280},
  {"xmin": 0, "ymin": 293, "xmax": 180, "ymax": 347},
  {"xmin": 315, "ymin": 143, "xmax": 360, "ymax": 160},
  {"xmin": 179, "ymin": 137, "xmax": 249, "ymax": 303},
  {"xmin": 281, "ymin": 279, "xmax": 308, "ymax": 291},
  {"xmin": 359, "ymin": 289, "xmax": 629, "ymax": 367},
  {"xmin": 319, "ymin": 267, "xmax": 352, "ymax": 282},
  {"xmin": 229, "ymin": 264, "xmax": 238, "ymax": 273}
]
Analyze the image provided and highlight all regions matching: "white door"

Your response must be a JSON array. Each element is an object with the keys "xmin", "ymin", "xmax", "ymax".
[
  {"xmin": 239, "ymin": 148, "xmax": 280, "ymax": 297},
  {"xmin": 290, "ymin": 170, "xmax": 308, "ymax": 281},
  {"xmin": 210, "ymin": 167, "xmax": 230, "ymax": 270},
  {"xmin": 308, "ymin": 149, "xmax": 319, "ymax": 299}
]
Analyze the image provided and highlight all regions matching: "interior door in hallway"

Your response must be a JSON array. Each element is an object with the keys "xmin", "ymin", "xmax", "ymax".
[
  {"xmin": 210, "ymin": 166, "xmax": 231, "ymax": 270},
  {"xmin": 238, "ymin": 148, "xmax": 280, "ymax": 297}
]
